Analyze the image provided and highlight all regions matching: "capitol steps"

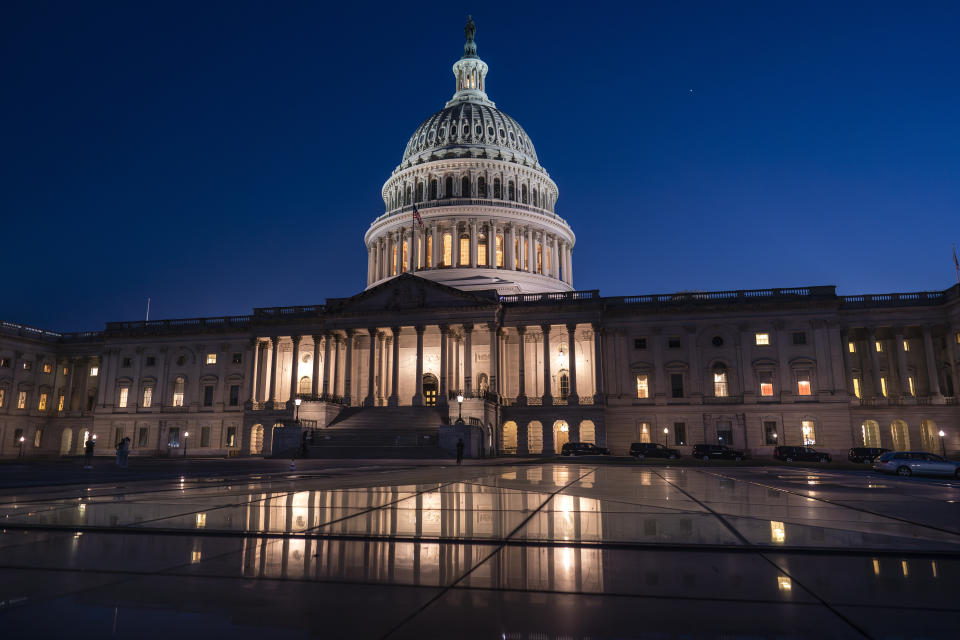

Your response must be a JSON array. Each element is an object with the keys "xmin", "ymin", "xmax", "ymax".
[{"xmin": 307, "ymin": 406, "xmax": 447, "ymax": 458}]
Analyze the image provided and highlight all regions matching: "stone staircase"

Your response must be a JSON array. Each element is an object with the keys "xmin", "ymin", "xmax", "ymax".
[{"xmin": 306, "ymin": 406, "xmax": 448, "ymax": 458}]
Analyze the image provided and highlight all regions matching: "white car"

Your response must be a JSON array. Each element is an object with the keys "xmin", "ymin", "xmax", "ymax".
[{"xmin": 873, "ymin": 451, "xmax": 960, "ymax": 478}]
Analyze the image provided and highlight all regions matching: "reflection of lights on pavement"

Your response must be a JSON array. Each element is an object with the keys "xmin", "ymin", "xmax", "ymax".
[
  {"xmin": 931, "ymin": 561, "xmax": 938, "ymax": 578},
  {"xmin": 196, "ymin": 513, "xmax": 206, "ymax": 528},
  {"xmin": 191, "ymin": 550, "xmax": 202, "ymax": 564},
  {"xmin": 901, "ymin": 560, "xmax": 909, "ymax": 577},
  {"xmin": 872, "ymin": 558, "xmax": 880, "ymax": 576},
  {"xmin": 777, "ymin": 576, "xmax": 791, "ymax": 591},
  {"xmin": 561, "ymin": 548, "xmax": 574, "ymax": 573},
  {"xmin": 770, "ymin": 521, "xmax": 786, "ymax": 543}
]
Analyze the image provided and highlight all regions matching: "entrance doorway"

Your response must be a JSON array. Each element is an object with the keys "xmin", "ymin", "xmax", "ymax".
[
  {"xmin": 423, "ymin": 374, "xmax": 438, "ymax": 406},
  {"xmin": 60, "ymin": 429, "xmax": 72, "ymax": 456},
  {"xmin": 553, "ymin": 420, "xmax": 570, "ymax": 452}
]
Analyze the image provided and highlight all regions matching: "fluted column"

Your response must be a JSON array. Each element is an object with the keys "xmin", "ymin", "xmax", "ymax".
[
  {"xmin": 311, "ymin": 336, "xmax": 321, "ymax": 396},
  {"xmin": 432, "ymin": 225, "xmax": 441, "ymax": 268},
  {"xmin": 451, "ymin": 220, "xmax": 461, "ymax": 267},
  {"xmin": 332, "ymin": 335, "xmax": 342, "ymax": 397},
  {"xmin": 439, "ymin": 325, "xmax": 449, "ymax": 407},
  {"xmin": 541, "ymin": 324, "xmax": 552, "ymax": 405},
  {"xmin": 517, "ymin": 326, "xmax": 527, "ymax": 403},
  {"xmin": 469, "ymin": 220, "xmax": 478, "ymax": 268},
  {"xmin": 366, "ymin": 328, "xmax": 377, "ymax": 406},
  {"xmin": 488, "ymin": 322, "xmax": 498, "ymax": 396},
  {"xmin": 289, "ymin": 335, "xmax": 301, "ymax": 401},
  {"xmin": 413, "ymin": 325, "xmax": 425, "ymax": 405},
  {"xmin": 867, "ymin": 327, "xmax": 884, "ymax": 397},
  {"xmin": 343, "ymin": 330, "xmax": 355, "ymax": 405},
  {"xmin": 246, "ymin": 338, "xmax": 260, "ymax": 404},
  {"xmin": 895, "ymin": 329, "xmax": 911, "ymax": 397},
  {"xmin": 551, "ymin": 235, "xmax": 559, "ymax": 279},
  {"xmin": 526, "ymin": 227, "xmax": 534, "ymax": 273},
  {"xmin": 268, "ymin": 337, "xmax": 279, "ymax": 406},
  {"xmin": 322, "ymin": 333, "xmax": 332, "ymax": 396},
  {"xmin": 922, "ymin": 326, "xmax": 943, "ymax": 399},
  {"xmin": 566, "ymin": 323, "xmax": 579, "ymax": 404},
  {"xmin": 389, "ymin": 327, "xmax": 401, "ymax": 406}
]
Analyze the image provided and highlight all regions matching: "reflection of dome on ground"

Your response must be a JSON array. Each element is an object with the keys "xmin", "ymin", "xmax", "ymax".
[{"xmin": 365, "ymin": 17, "xmax": 576, "ymax": 294}]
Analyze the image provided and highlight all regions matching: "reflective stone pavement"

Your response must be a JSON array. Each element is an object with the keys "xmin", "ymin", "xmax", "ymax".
[{"xmin": 1, "ymin": 463, "xmax": 958, "ymax": 638}]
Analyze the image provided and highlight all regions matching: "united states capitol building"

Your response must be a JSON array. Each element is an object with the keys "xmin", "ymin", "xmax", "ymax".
[{"xmin": 2, "ymin": 19, "xmax": 958, "ymax": 460}]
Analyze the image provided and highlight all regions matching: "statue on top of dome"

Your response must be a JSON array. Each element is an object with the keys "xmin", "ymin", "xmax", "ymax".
[{"xmin": 463, "ymin": 15, "xmax": 477, "ymax": 58}]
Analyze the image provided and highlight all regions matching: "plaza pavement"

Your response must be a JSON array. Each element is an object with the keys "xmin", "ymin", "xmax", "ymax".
[{"xmin": 0, "ymin": 460, "xmax": 958, "ymax": 638}]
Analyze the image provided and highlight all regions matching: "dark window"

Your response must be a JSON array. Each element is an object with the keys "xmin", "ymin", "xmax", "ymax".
[
  {"xmin": 168, "ymin": 427, "xmax": 180, "ymax": 447},
  {"xmin": 229, "ymin": 385, "xmax": 240, "ymax": 406},
  {"xmin": 0, "ymin": 358, "xmax": 9, "ymax": 368},
  {"xmin": 121, "ymin": 357, "xmax": 132, "ymax": 368},
  {"xmin": 203, "ymin": 385, "xmax": 214, "ymax": 407},
  {"xmin": 137, "ymin": 427, "xmax": 148, "ymax": 448},
  {"xmin": 145, "ymin": 356, "xmax": 156, "ymax": 367},
  {"xmin": 792, "ymin": 332, "xmax": 807, "ymax": 345},
  {"xmin": 200, "ymin": 426, "xmax": 210, "ymax": 448},
  {"xmin": 114, "ymin": 426, "xmax": 124, "ymax": 444},
  {"xmin": 711, "ymin": 336, "xmax": 724, "ymax": 347},
  {"xmin": 226, "ymin": 427, "xmax": 237, "ymax": 448},
  {"xmin": 461, "ymin": 176, "xmax": 470, "ymax": 197},
  {"xmin": 673, "ymin": 422, "xmax": 687, "ymax": 446},
  {"xmin": 717, "ymin": 421, "xmax": 733, "ymax": 445},
  {"xmin": 668, "ymin": 338, "xmax": 681, "ymax": 349},
  {"xmin": 23, "ymin": 360, "xmax": 32, "ymax": 371},
  {"xmin": 232, "ymin": 353, "xmax": 242, "ymax": 364},
  {"xmin": 508, "ymin": 181, "xmax": 516, "ymax": 201},
  {"xmin": 444, "ymin": 177, "xmax": 453, "ymax": 198},
  {"xmin": 429, "ymin": 179, "xmax": 438, "ymax": 200},
  {"xmin": 176, "ymin": 355, "xmax": 186, "ymax": 366},
  {"xmin": 86, "ymin": 394, "xmax": 95, "ymax": 411},
  {"xmin": 670, "ymin": 374, "xmax": 684, "ymax": 398},
  {"xmin": 764, "ymin": 421, "xmax": 778, "ymax": 445},
  {"xmin": 415, "ymin": 182, "xmax": 423, "ymax": 202},
  {"xmin": 634, "ymin": 338, "xmax": 647, "ymax": 350},
  {"xmin": 477, "ymin": 177, "xmax": 487, "ymax": 197},
  {"xmin": 493, "ymin": 178, "xmax": 501, "ymax": 199}
]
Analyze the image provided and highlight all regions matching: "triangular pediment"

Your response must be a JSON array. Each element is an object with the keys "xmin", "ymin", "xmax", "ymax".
[{"xmin": 326, "ymin": 274, "xmax": 499, "ymax": 314}]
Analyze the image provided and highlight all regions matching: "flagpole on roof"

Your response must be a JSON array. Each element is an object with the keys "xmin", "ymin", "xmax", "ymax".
[{"xmin": 953, "ymin": 243, "xmax": 959, "ymax": 284}]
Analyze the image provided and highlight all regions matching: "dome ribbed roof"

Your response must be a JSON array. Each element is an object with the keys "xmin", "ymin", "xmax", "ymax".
[{"xmin": 400, "ymin": 102, "xmax": 540, "ymax": 169}]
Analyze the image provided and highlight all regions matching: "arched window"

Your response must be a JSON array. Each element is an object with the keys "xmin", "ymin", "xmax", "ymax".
[
  {"xmin": 477, "ymin": 177, "xmax": 487, "ymax": 197},
  {"xmin": 891, "ymin": 420, "xmax": 910, "ymax": 451},
  {"xmin": 423, "ymin": 374, "xmax": 438, "ymax": 406},
  {"xmin": 415, "ymin": 182, "xmax": 423, "ymax": 202},
  {"xmin": 459, "ymin": 234, "xmax": 470, "ymax": 265},
  {"xmin": 558, "ymin": 370, "xmax": 570, "ymax": 399},
  {"xmin": 444, "ymin": 177, "xmax": 453, "ymax": 198},
  {"xmin": 801, "ymin": 420, "xmax": 816, "ymax": 445},
  {"xmin": 477, "ymin": 232, "xmax": 488, "ymax": 265},
  {"xmin": 172, "ymin": 377, "xmax": 185, "ymax": 407},
  {"xmin": 299, "ymin": 376, "xmax": 311, "ymax": 395},
  {"xmin": 461, "ymin": 176, "xmax": 470, "ymax": 197},
  {"xmin": 391, "ymin": 245, "xmax": 398, "ymax": 275},
  {"xmin": 493, "ymin": 178, "xmax": 502, "ymax": 199},
  {"xmin": 532, "ymin": 188, "xmax": 538, "ymax": 207},
  {"xmin": 442, "ymin": 233, "xmax": 452, "ymax": 267},
  {"xmin": 404, "ymin": 186, "xmax": 411, "ymax": 205},
  {"xmin": 429, "ymin": 179, "xmax": 438, "ymax": 200},
  {"xmin": 861, "ymin": 420, "xmax": 881, "ymax": 447},
  {"xmin": 508, "ymin": 181, "xmax": 516, "ymax": 201},
  {"xmin": 495, "ymin": 234, "xmax": 504, "ymax": 267},
  {"xmin": 536, "ymin": 243, "xmax": 543, "ymax": 274},
  {"xmin": 426, "ymin": 234, "xmax": 433, "ymax": 268},
  {"xmin": 521, "ymin": 184, "xmax": 528, "ymax": 204},
  {"xmin": 401, "ymin": 240, "xmax": 409, "ymax": 272},
  {"xmin": 713, "ymin": 366, "xmax": 729, "ymax": 397}
]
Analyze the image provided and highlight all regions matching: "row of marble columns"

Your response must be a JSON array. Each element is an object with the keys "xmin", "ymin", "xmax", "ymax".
[
  {"xmin": 845, "ymin": 326, "xmax": 952, "ymax": 400},
  {"xmin": 368, "ymin": 221, "xmax": 573, "ymax": 286}
]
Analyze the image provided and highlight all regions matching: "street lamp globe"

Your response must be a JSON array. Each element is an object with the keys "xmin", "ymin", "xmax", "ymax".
[
  {"xmin": 457, "ymin": 393, "xmax": 464, "ymax": 404},
  {"xmin": 295, "ymin": 398, "xmax": 302, "ymax": 406},
  {"xmin": 939, "ymin": 430, "xmax": 946, "ymax": 437}
]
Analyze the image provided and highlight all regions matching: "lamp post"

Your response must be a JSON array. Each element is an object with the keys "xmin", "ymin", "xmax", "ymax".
[
  {"xmin": 18, "ymin": 435, "xmax": 25, "ymax": 458},
  {"xmin": 456, "ymin": 393, "xmax": 464, "ymax": 424},
  {"xmin": 294, "ymin": 397, "xmax": 302, "ymax": 424},
  {"xmin": 183, "ymin": 431, "xmax": 189, "ymax": 458},
  {"xmin": 663, "ymin": 427, "xmax": 668, "ymax": 447},
  {"xmin": 939, "ymin": 430, "xmax": 946, "ymax": 457}
]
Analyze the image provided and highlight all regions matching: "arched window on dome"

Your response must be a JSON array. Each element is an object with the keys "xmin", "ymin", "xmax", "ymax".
[
  {"xmin": 478, "ymin": 232, "xmax": 488, "ymax": 266},
  {"xmin": 442, "ymin": 233, "xmax": 452, "ymax": 267},
  {"xmin": 415, "ymin": 182, "xmax": 423, "ymax": 203},
  {"xmin": 532, "ymin": 188, "xmax": 539, "ymax": 208},
  {"xmin": 426, "ymin": 234, "xmax": 433, "ymax": 268},
  {"xmin": 429, "ymin": 179, "xmax": 438, "ymax": 200},
  {"xmin": 536, "ymin": 243, "xmax": 542, "ymax": 274},
  {"xmin": 461, "ymin": 176, "xmax": 470, "ymax": 198},
  {"xmin": 444, "ymin": 177, "xmax": 453, "ymax": 199},
  {"xmin": 401, "ymin": 240, "xmax": 409, "ymax": 273},
  {"xmin": 521, "ymin": 184, "xmax": 528, "ymax": 204},
  {"xmin": 459, "ymin": 234, "xmax": 470, "ymax": 266},
  {"xmin": 493, "ymin": 178, "xmax": 501, "ymax": 199},
  {"xmin": 477, "ymin": 177, "xmax": 487, "ymax": 198},
  {"xmin": 546, "ymin": 246, "xmax": 551, "ymax": 273},
  {"xmin": 391, "ymin": 245, "xmax": 398, "ymax": 276},
  {"xmin": 508, "ymin": 181, "xmax": 516, "ymax": 201},
  {"xmin": 496, "ymin": 234, "xmax": 504, "ymax": 267}
]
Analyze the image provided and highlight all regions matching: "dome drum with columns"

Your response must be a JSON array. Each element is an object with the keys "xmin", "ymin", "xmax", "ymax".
[{"xmin": 364, "ymin": 17, "xmax": 575, "ymax": 294}]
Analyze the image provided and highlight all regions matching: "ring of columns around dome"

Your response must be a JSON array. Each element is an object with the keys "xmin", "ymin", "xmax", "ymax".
[{"xmin": 364, "ymin": 16, "xmax": 575, "ymax": 294}]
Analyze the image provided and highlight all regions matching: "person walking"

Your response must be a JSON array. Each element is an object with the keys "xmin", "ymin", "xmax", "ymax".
[
  {"xmin": 115, "ymin": 438, "xmax": 124, "ymax": 467},
  {"xmin": 456, "ymin": 438, "xmax": 464, "ymax": 465},
  {"xmin": 119, "ymin": 437, "xmax": 131, "ymax": 469},
  {"xmin": 83, "ymin": 436, "xmax": 95, "ymax": 469}
]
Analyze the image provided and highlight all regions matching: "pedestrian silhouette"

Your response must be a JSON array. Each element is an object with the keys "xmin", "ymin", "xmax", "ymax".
[
  {"xmin": 456, "ymin": 438, "xmax": 464, "ymax": 465},
  {"xmin": 83, "ymin": 437, "xmax": 95, "ymax": 469}
]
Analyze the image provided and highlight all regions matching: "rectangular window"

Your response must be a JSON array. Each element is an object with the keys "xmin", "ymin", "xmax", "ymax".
[
  {"xmin": 459, "ymin": 236, "xmax": 469, "ymax": 265},
  {"xmin": 200, "ymin": 426, "xmax": 211, "ymax": 448},
  {"xmin": 759, "ymin": 373, "xmax": 774, "ymax": 397},
  {"xmin": 670, "ymin": 373, "xmax": 684, "ymax": 398},
  {"xmin": 792, "ymin": 332, "xmax": 806, "ymax": 345},
  {"xmin": 755, "ymin": 332, "xmax": 770, "ymax": 346},
  {"xmin": 956, "ymin": 332, "xmax": 960, "ymax": 345},
  {"xmin": 417, "ymin": 237, "xmax": 423, "ymax": 269},
  {"xmin": 115, "ymin": 426, "xmax": 124, "ymax": 444},
  {"xmin": 667, "ymin": 338, "xmax": 681, "ymax": 349},
  {"xmin": 442, "ymin": 233, "xmax": 452, "ymax": 266},
  {"xmin": 717, "ymin": 421, "xmax": 733, "ymax": 445},
  {"xmin": 764, "ymin": 421, "xmax": 778, "ymax": 445},
  {"xmin": 203, "ymin": 385, "xmax": 214, "ymax": 407},
  {"xmin": 229, "ymin": 384, "xmax": 240, "ymax": 406},
  {"xmin": 168, "ymin": 427, "xmax": 180, "ymax": 447},
  {"xmin": 226, "ymin": 427, "xmax": 237, "ymax": 448},
  {"xmin": 206, "ymin": 353, "xmax": 217, "ymax": 365},
  {"xmin": 62, "ymin": 365, "xmax": 68, "ymax": 376},
  {"xmin": 402, "ymin": 240, "xmax": 409, "ymax": 272},
  {"xmin": 875, "ymin": 341, "xmax": 883, "ymax": 353},
  {"xmin": 38, "ymin": 393, "xmax": 48, "ymax": 411},
  {"xmin": 634, "ymin": 338, "xmax": 647, "ymax": 350},
  {"xmin": 33, "ymin": 427, "xmax": 43, "ymax": 448},
  {"xmin": 0, "ymin": 389, "xmax": 4, "ymax": 408},
  {"xmin": 121, "ymin": 357, "xmax": 132, "ymax": 368},
  {"xmin": 673, "ymin": 422, "xmax": 686, "ymax": 446},
  {"xmin": 478, "ymin": 239, "xmax": 487, "ymax": 266},
  {"xmin": 118, "ymin": 387, "xmax": 129, "ymax": 408},
  {"xmin": 713, "ymin": 371, "xmax": 729, "ymax": 397},
  {"xmin": 801, "ymin": 420, "xmax": 816, "ymax": 446},
  {"xmin": 426, "ymin": 235, "xmax": 433, "ymax": 268},
  {"xmin": 138, "ymin": 427, "xmax": 149, "ymax": 448},
  {"xmin": 848, "ymin": 341, "xmax": 856, "ymax": 353},
  {"xmin": 636, "ymin": 374, "xmax": 649, "ymax": 399},
  {"xmin": 853, "ymin": 377, "xmax": 862, "ymax": 398},
  {"xmin": 57, "ymin": 394, "xmax": 64, "ymax": 411},
  {"xmin": 232, "ymin": 353, "xmax": 242, "ymax": 364},
  {"xmin": 146, "ymin": 356, "xmax": 156, "ymax": 367},
  {"xmin": 638, "ymin": 422, "xmax": 651, "ymax": 443},
  {"xmin": 908, "ymin": 376, "xmax": 916, "ymax": 396},
  {"xmin": 796, "ymin": 375, "xmax": 812, "ymax": 396},
  {"xmin": 18, "ymin": 391, "xmax": 27, "ymax": 409},
  {"xmin": 903, "ymin": 339, "xmax": 910, "ymax": 352},
  {"xmin": 23, "ymin": 360, "xmax": 32, "ymax": 371},
  {"xmin": 90, "ymin": 366, "xmax": 99, "ymax": 377},
  {"xmin": 880, "ymin": 377, "xmax": 888, "ymax": 398},
  {"xmin": 0, "ymin": 358, "xmax": 9, "ymax": 368},
  {"xmin": 42, "ymin": 362, "xmax": 52, "ymax": 374},
  {"xmin": 142, "ymin": 387, "xmax": 153, "ymax": 408}
]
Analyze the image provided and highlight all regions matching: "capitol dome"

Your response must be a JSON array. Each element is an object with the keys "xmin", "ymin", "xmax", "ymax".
[{"xmin": 364, "ymin": 17, "xmax": 576, "ymax": 295}]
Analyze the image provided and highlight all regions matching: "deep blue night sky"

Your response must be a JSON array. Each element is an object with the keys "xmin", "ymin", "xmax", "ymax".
[{"xmin": 2, "ymin": 1, "xmax": 958, "ymax": 331}]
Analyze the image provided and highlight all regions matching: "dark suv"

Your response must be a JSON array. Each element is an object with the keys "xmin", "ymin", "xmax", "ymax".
[
  {"xmin": 560, "ymin": 442, "xmax": 610, "ymax": 456},
  {"xmin": 629, "ymin": 442, "xmax": 680, "ymax": 460},
  {"xmin": 692, "ymin": 444, "xmax": 746, "ymax": 461},
  {"xmin": 773, "ymin": 446, "xmax": 832, "ymax": 463},
  {"xmin": 848, "ymin": 447, "xmax": 889, "ymax": 463}
]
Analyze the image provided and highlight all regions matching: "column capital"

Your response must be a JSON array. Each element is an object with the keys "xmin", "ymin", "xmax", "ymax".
[
  {"xmin": 566, "ymin": 322, "xmax": 578, "ymax": 333},
  {"xmin": 591, "ymin": 322, "xmax": 602, "ymax": 332},
  {"xmin": 462, "ymin": 323, "xmax": 474, "ymax": 333},
  {"xmin": 439, "ymin": 324, "xmax": 449, "ymax": 334},
  {"xmin": 344, "ymin": 328, "xmax": 356, "ymax": 337},
  {"xmin": 269, "ymin": 336, "xmax": 279, "ymax": 345},
  {"xmin": 391, "ymin": 326, "xmax": 402, "ymax": 336},
  {"xmin": 291, "ymin": 335, "xmax": 302, "ymax": 345},
  {"xmin": 516, "ymin": 325, "xmax": 527, "ymax": 336},
  {"xmin": 367, "ymin": 327, "xmax": 378, "ymax": 337},
  {"xmin": 487, "ymin": 321, "xmax": 498, "ymax": 332},
  {"xmin": 415, "ymin": 325, "xmax": 426, "ymax": 334},
  {"xmin": 311, "ymin": 334, "xmax": 323, "ymax": 343},
  {"xmin": 540, "ymin": 323, "xmax": 551, "ymax": 334}
]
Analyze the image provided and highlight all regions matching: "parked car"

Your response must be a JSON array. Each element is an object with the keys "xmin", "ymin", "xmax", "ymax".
[
  {"xmin": 873, "ymin": 451, "xmax": 960, "ymax": 477},
  {"xmin": 629, "ymin": 442, "xmax": 680, "ymax": 460},
  {"xmin": 692, "ymin": 444, "xmax": 746, "ymax": 461},
  {"xmin": 560, "ymin": 442, "xmax": 610, "ymax": 456},
  {"xmin": 848, "ymin": 447, "xmax": 890, "ymax": 463},
  {"xmin": 773, "ymin": 446, "xmax": 832, "ymax": 463}
]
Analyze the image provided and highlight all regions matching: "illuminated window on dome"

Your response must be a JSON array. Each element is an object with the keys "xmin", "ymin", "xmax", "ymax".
[
  {"xmin": 442, "ymin": 233, "xmax": 452, "ymax": 267},
  {"xmin": 402, "ymin": 241, "xmax": 408, "ymax": 272},
  {"xmin": 478, "ymin": 234, "xmax": 487, "ymax": 266},
  {"xmin": 514, "ymin": 238, "xmax": 520, "ymax": 269},
  {"xmin": 546, "ymin": 247, "xmax": 551, "ymax": 272},
  {"xmin": 496, "ymin": 235, "xmax": 503, "ymax": 267},
  {"xmin": 536, "ymin": 244, "xmax": 542, "ymax": 274},
  {"xmin": 880, "ymin": 376, "xmax": 888, "ymax": 397},
  {"xmin": 426, "ymin": 235, "xmax": 433, "ymax": 268},
  {"xmin": 391, "ymin": 245, "xmax": 397, "ymax": 275},
  {"xmin": 416, "ymin": 238, "xmax": 422, "ymax": 270},
  {"xmin": 908, "ymin": 376, "xmax": 916, "ymax": 396},
  {"xmin": 853, "ymin": 377, "xmax": 861, "ymax": 398},
  {"xmin": 459, "ymin": 236, "xmax": 469, "ymax": 265}
]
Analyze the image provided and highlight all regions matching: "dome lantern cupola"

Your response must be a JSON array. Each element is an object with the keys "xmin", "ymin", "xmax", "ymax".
[{"xmin": 446, "ymin": 16, "xmax": 494, "ymax": 108}]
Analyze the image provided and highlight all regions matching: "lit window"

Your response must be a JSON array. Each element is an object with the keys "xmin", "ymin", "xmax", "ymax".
[
  {"xmin": 956, "ymin": 332, "xmax": 960, "ymax": 345},
  {"xmin": 206, "ymin": 353, "xmax": 217, "ymax": 365},
  {"xmin": 0, "ymin": 389, "xmax": 4, "ymax": 408},
  {"xmin": 426, "ymin": 235, "xmax": 433, "ymax": 267},
  {"xmin": 536, "ymin": 243, "xmax": 542, "ymax": 274},
  {"xmin": 636, "ymin": 374, "xmax": 649, "ymax": 399},
  {"xmin": 801, "ymin": 420, "xmax": 816, "ymax": 445},
  {"xmin": 0, "ymin": 358, "xmax": 9, "ymax": 368},
  {"xmin": 478, "ymin": 234, "xmax": 488, "ymax": 266},
  {"xmin": 848, "ymin": 341, "xmax": 856, "ymax": 353},
  {"xmin": 908, "ymin": 376, "xmax": 916, "ymax": 396},
  {"xmin": 118, "ymin": 387, "xmax": 129, "ymax": 408},
  {"xmin": 43, "ymin": 363, "xmax": 52, "ymax": 374},
  {"xmin": 852, "ymin": 377, "xmax": 862, "ymax": 398},
  {"xmin": 33, "ymin": 428, "xmax": 43, "ymax": 448},
  {"xmin": 778, "ymin": 576, "xmax": 792, "ymax": 591},
  {"xmin": 880, "ymin": 377, "xmax": 888, "ymax": 397},
  {"xmin": 459, "ymin": 236, "xmax": 469, "ymax": 265},
  {"xmin": 38, "ymin": 393, "xmax": 48, "ymax": 411},
  {"xmin": 173, "ymin": 377, "xmax": 185, "ymax": 407},
  {"xmin": 903, "ymin": 340, "xmax": 910, "ymax": 352},
  {"xmin": 797, "ymin": 375, "xmax": 812, "ymax": 396},
  {"xmin": 23, "ymin": 361, "xmax": 32, "ymax": 371},
  {"xmin": 90, "ymin": 366, "xmax": 99, "ymax": 377},
  {"xmin": 760, "ymin": 374, "xmax": 774, "ymax": 397},
  {"xmin": 57, "ymin": 394, "xmax": 64, "ymax": 411},
  {"xmin": 713, "ymin": 367, "xmax": 729, "ymax": 397},
  {"xmin": 442, "ymin": 233, "xmax": 452, "ymax": 266},
  {"xmin": 875, "ymin": 341, "xmax": 883, "ymax": 353},
  {"xmin": 62, "ymin": 366, "xmax": 68, "ymax": 376},
  {"xmin": 495, "ymin": 234, "xmax": 503, "ymax": 267},
  {"xmin": 417, "ymin": 237, "xmax": 423, "ymax": 269},
  {"xmin": 391, "ymin": 245, "xmax": 397, "ymax": 275},
  {"xmin": 755, "ymin": 332, "xmax": 770, "ymax": 346},
  {"xmin": 143, "ymin": 387, "xmax": 153, "ymax": 408},
  {"xmin": 402, "ymin": 240, "xmax": 409, "ymax": 272},
  {"xmin": 18, "ymin": 391, "xmax": 27, "ymax": 409}
]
